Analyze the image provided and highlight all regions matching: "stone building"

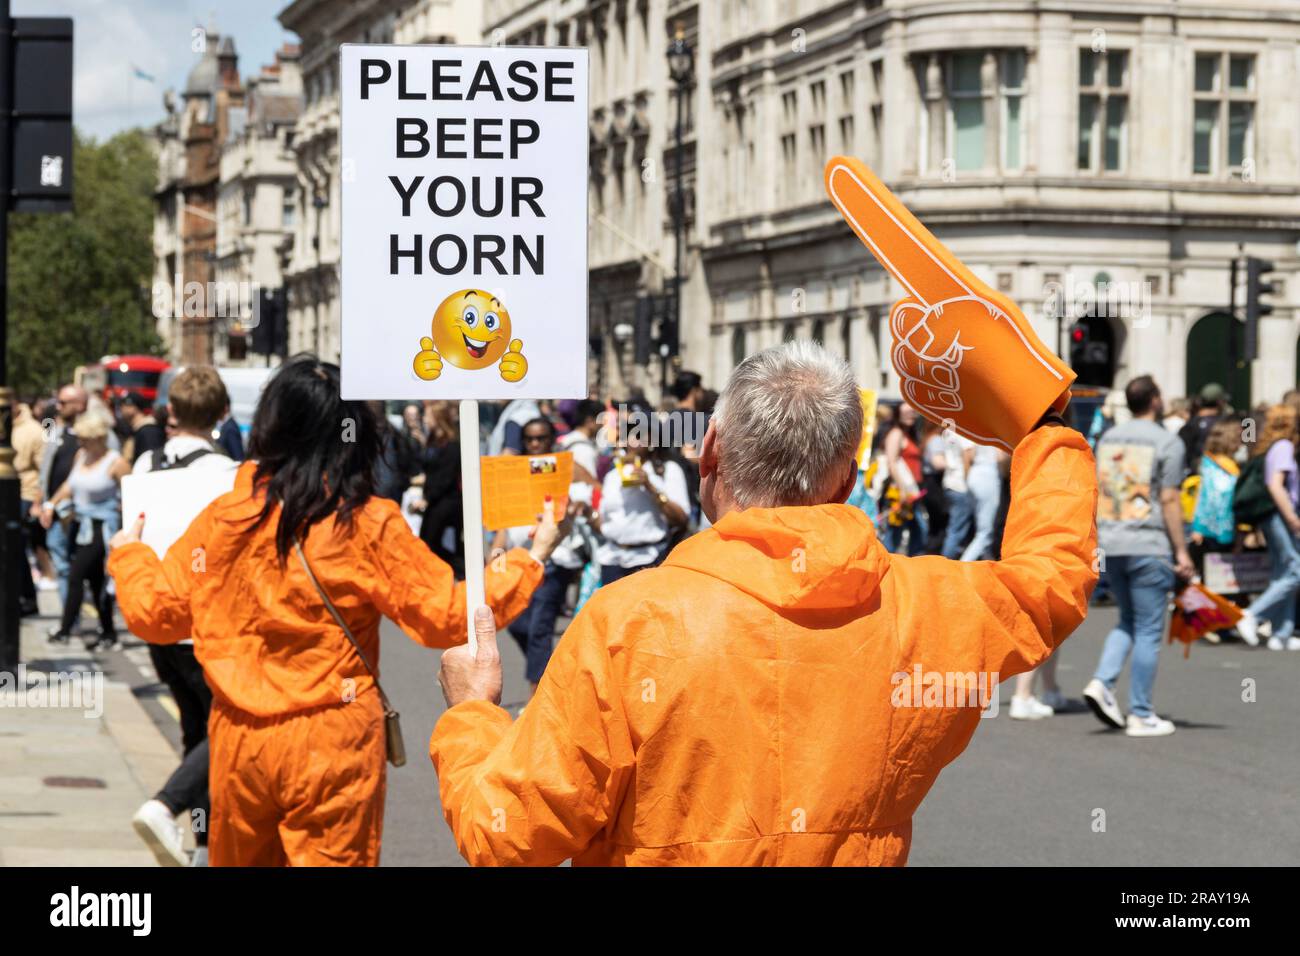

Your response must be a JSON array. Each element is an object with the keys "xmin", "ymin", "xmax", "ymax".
[
  {"xmin": 277, "ymin": 0, "xmax": 483, "ymax": 361},
  {"xmin": 152, "ymin": 32, "xmax": 247, "ymax": 365},
  {"xmin": 215, "ymin": 44, "xmax": 304, "ymax": 365},
  {"xmin": 483, "ymin": 0, "xmax": 1300, "ymax": 406}
]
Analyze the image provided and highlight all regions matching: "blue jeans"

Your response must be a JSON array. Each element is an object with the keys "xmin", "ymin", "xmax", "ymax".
[
  {"xmin": 881, "ymin": 508, "xmax": 929, "ymax": 556},
  {"xmin": 942, "ymin": 489, "xmax": 973, "ymax": 559},
  {"xmin": 1093, "ymin": 555, "xmax": 1175, "ymax": 717},
  {"xmin": 961, "ymin": 466, "xmax": 1001, "ymax": 561},
  {"xmin": 1246, "ymin": 512, "xmax": 1300, "ymax": 639},
  {"xmin": 507, "ymin": 563, "xmax": 577, "ymax": 685},
  {"xmin": 46, "ymin": 519, "xmax": 80, "ymax": 628}
]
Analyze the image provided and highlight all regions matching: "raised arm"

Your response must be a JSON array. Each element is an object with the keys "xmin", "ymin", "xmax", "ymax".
[
  {"xmin": 106, "ymin": 507, "xmax": 213, "ymax": 644},
  {"xmin": 367, "ymin": 501, "xmax": 544, "ymax": 648},
  {"xmin": 895, "ymin": 420, "xmax": 1098, "ymax": 679}
]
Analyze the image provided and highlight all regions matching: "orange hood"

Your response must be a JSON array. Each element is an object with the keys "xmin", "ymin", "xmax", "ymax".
[{"xmin": 664, "ymin": 504, "xmax": 888, "ymax": 612}]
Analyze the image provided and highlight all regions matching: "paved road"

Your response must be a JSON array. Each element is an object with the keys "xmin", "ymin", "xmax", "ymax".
[
  {"xmin": 378, "ymin": 602, "xmax": 1300, "ymax": 866},
  {"xmin": 109, "ymin": 592, "xmax": 1298, "ymax": 866}
]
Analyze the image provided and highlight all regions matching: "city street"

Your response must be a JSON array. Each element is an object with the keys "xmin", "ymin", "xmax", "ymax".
[{"xmin": 23, "ymin": 591, "xmax": 1289, "ymax": 867}]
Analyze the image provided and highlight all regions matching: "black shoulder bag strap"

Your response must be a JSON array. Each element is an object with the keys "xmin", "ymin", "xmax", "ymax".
[{"xmin": 292, "ymin": 536, "xmax": 406, "ymax": 767}]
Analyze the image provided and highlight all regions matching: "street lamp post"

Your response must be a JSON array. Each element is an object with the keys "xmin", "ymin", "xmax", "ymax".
[{"xmin": 666, "ymin": 25, "xmax": 693, "ymax": 393}]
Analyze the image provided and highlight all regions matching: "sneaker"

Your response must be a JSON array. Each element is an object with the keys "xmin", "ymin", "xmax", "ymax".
[
  {"xmin": 1040, "ymin": 688, "xmax": 1069, "ymax": 712},
  {"xmin": 1287, "ymin": 638, "xmax": 1300, "ymax": 652},
  {"xmin": 1236, "ymin": 612, "xmax": 1260, "ymax": 647},
  {"xmin": 1082, "ymin": 678, "xmax": 1125, "ymax": 730},
  {"xmin": 1267, "ymin": 636, "xmax": 1285, "ymax": 651},
  {"xmin": 1009, "ymin": 695, "xmax": 1054, "ymax": 720},
  {"xmin": 189, "ymin": 846, "xmax": 209, "ymax": 867},
  {"xmin": 46, "ymin": 629, "xmax": 71, "ymax": 645},
  {"xmin": 132, "ymin": 800, "xmax": 188, "ymax": 867},
  {"xmin": 1125, "ymin": 713, "xmax": 1176, "ymax": 737}
]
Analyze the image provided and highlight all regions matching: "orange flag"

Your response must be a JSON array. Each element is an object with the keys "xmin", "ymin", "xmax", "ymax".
[{"xmin": 824, "ymin": 156, "xmax": 1074, "ymax": 450}]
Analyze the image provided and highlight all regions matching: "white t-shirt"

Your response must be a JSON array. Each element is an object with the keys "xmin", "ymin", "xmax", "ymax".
[
  {"xmin": 558, "ymin": 430, "xmax": 599, "ymax": 477},
  {"xmin": 597, "ymin": 458, "xmax": 689, "ymax": 569},
  {"xmin": 131, "ymin": 436, "xmax": 237, "ymax": 645},
  {"xmin": 133, "ymin": 435, "xmax": 239, "ymax": 476},
  {"xmin": 942, "ymin": 433, "xmax": 973, "ymax": 494}
]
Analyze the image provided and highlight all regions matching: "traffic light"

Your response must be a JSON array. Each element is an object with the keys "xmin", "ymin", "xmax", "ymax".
[
  {"xmin": 1244, "ymin": 256, "xmax": 1277, "ymax": 362},
  {"xmin": 1068, "ymin": 321, "xmax": 1089, "ymax": 368}
]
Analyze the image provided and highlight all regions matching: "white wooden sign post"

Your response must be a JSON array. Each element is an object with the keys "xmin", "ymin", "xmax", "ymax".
[{"xmin": 340, "ymin": 44, "xmax": 589, "ymax": 651}]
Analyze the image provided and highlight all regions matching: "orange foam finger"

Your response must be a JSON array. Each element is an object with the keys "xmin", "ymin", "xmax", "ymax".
[
  {"xmin": 825, "ymin": 159, "xmax": 972, "ymax": 307},
  {"xmin": 824, "ymin": 155, "xmax": 1075, "ymax": 449}
]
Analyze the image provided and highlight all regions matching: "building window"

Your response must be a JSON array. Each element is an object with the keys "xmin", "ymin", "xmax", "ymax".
[
  {"xmin": 1193, "ymin": 52, "xmax": 1255, "ymax": 175},
  {"xmin": 839, "ymin": 115, "xmax": 855, "ymax": 153},
  {"xmin": 282, "ymin": 190, "xmax": 296, "ymax": 228},
  {"xmin": 1001, "ymin": 50, "xmax": 1025, "ymax": 170},
  {"xmin": 944, "ymin": 51, "xmax": 1026, "ymax": 173},
  {"xmin": 809, "ymin": 79, "xmax": 826, "ymax": 115},
  {"xmin": 809, "ymin": 124, "xmax": 825, "ymax": 160},
  {"xmin": 731, "ymin": 326, "xmax": 747, "ymax": 366},
  {"xmin": 870, "ymin": 61, "xmax": 884, "ymax": 164},
  {"xmin": 811, "ymin": 320, "xmax": 825, "ymax": 345},
  {"xmin": 948, "ymin": 52, "xmax": 984, "ymax": 171},
  {"xmin": 1078, "ymin": 49, "xmax": 1128, "ymax": 172},
  {"xmin": 780, "ymin": 133, "xmax": 797, "ymax": 201},
  {"xmin": 782, "ymin": 322, "xmax": 797, "ymax": 342}
]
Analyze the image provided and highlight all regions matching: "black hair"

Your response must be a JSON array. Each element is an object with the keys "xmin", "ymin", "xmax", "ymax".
[
  {"xmin": 670, "ymin": 370, "xmax": 703, "ymax": 403},
  {"xmin": 521, "ymin": 416, "xmax": 556, "ymax": 439},
  {"xmin": 120, "ymin": 392, "xmax": 151, "ymax": 411},
  {"xmin": 244, "ymin": 355, "xmax": 381, "ymax": 563},
  {"xmin": 574, "ymin": 399, "xmax": 603, "ymax": 426}
]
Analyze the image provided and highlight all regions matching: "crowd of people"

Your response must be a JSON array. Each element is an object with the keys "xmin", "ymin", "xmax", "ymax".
[{"xmin": 11, "ymin": 343, "xmax": 1298, "ymax": 865}]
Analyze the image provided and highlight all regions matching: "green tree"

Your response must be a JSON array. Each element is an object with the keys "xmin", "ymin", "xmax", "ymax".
[{"xmin": 6, "ymin": 127, "xmax": 162, "ymax": 396}]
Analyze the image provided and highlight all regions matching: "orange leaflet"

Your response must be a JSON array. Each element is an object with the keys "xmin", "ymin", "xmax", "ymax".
[
  {"xmin": 480, "ymin": 451, "xmax": 573, "ymax": 531},
  {"xmin": 824, "ymin": 156, "xmax": 1074, "ymax": 450}
]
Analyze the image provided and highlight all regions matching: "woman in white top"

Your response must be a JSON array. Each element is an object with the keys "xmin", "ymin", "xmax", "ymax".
[
  {"xmin": 593, "ymin": 405, "xmax": 689, "ymax": 585},
  {"xmin": 41, "ymin": 413, "xmax": 131, "ymax": 648}
]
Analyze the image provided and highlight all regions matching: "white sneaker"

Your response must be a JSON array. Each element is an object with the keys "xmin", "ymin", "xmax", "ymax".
[
  {"xmin": 1236, "ymin": 612, "xmax": 1260, "ymax": 647},
  {"xmin": 1125, "ymin": 713, "xmax": 1176, "ymax": 737},
  {"xmin": 1009, "ymin": 695, "xmax": 1054, "ymax": 720},
  {"xmin": 1267, "ymin": 636, "xmax": 1285, "ymax": 651},
  {"xmin": 1287, "ymin": 638, "xmax": 1300, "ymax": 651},
  {"xmin": 132, "ymin": 800, "xmax": 188, "ymax": 867},
  {"xmin": 1040, "ymin": 688, "xmax": 1069, "ymax": 712},
  {"xmin": 1082, "ymin": 678, "xmax": 1125, "ymax": 730}
]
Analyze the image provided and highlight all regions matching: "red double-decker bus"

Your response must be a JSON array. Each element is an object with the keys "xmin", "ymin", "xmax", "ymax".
[{"xmin": 78, "ymin": 354, "xmax": 171, "ymax": 404}]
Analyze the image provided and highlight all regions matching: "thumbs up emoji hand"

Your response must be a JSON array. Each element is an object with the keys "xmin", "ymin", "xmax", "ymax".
[
  {"xmin": 825, "ymin": 157, "xmax": 1074, "ymax": 451},
  {"xmin": 499, "ymin": 339, "xmax": 528, "ymax": 383}
]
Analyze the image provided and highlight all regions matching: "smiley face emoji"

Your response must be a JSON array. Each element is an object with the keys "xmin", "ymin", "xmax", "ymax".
[{"xmin": 413, "ymin": 289, "xmax": 528, "ymax": 383}]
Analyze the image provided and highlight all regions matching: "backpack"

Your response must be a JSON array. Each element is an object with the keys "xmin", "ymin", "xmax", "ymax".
[
  {"xmin": 149, "ymin": 444, "xmax": 223, "ymax": 472},
  {"xmin": 1232, "ymin": 455, "xmax": 1275, "ymax": 527}
]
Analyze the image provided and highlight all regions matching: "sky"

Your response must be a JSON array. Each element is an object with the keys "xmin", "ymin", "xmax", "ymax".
[{"xmin": 15, "ymin": 0, "xmax": 300, "ymax": 141}]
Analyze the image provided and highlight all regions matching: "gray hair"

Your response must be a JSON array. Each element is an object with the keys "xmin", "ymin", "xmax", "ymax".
[{"xmin": 713, "ymin": 340, "xmax": 864, "ymax": 508}]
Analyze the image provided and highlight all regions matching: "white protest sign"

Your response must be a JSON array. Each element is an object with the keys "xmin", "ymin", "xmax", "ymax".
[
  {"xmin": 339, "ymin": 44, "xmax": 589, "ymax": 401},
  {"xmin": 120, "ymin": 468, "xmax": 238, "ymax": 560}
]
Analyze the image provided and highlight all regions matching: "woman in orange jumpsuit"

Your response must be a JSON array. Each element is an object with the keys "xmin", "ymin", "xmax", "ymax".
[{"xmin": 108, "ymin": 357, "xmax": 553, "ymax": 866}]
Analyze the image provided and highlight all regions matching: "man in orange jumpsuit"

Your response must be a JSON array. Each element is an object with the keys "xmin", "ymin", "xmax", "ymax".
[{"xmin": 432, "ymin": 340, "xmax": 1098, "ymax": 866}]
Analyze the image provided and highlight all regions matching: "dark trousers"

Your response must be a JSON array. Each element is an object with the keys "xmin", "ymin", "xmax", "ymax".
[
  {"xmin": 508, "ymin": 563, "xmax": 577, "ymax": 684},
  {"xmin": 61, "ymin": 520, "xmax": 115, "ymax": 636},
  {"xmin": 18, "ymin": 500, "xmax": 38, "ymax": 609},
  {"xmin": 149, "ymin": 643, "xmax": 212, "ymax": 847}
]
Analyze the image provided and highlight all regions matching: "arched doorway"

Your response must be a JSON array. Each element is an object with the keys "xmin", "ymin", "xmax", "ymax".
[{"xmin": 1186, "ymin": 311, "xmax": 1250, "ymax": 406}]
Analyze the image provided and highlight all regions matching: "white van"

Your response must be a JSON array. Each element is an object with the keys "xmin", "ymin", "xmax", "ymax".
[{"xmin": 154, "ymin": 365, "xmax": 278, "ymax": 442}]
